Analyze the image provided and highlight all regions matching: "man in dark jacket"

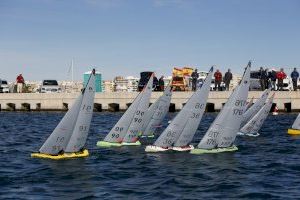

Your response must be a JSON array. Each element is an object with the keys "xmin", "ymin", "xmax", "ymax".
[
  {"xmin": 291, "ymin": 68, "xmax": 299, "ymax": 91},
  {"xmin": 153, "ymin": 75, "xmax": 159, "ymax": 91},
  {"xmin": 259, "ymin": 67, "xmax": 267, "ymax": 91},
  {"xmin": 268, "ymin": 69, "xmax": 277, "ymax": 90},
  {"xmin": 158, "ymin": 76, "xmax": 165, "ymax": 91},
  {"xmin": 224, "ymin": 69, "xmax": 233, "ymax": 91},
  {"xmin": 191, "ymin": 69, "xmax": 199, "ymax": 91}
]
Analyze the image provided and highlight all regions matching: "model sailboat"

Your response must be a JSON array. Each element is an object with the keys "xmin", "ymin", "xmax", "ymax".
[
  {"xmin": 238, "ymin": 93, "xmax": 274, "ymax": 137},
  {"xmin": 145, "ymin": 67, "xmax": 213, "ymax": 152},
  {"xmin": 287, "ymin": 114, "xmax": 300, "ymax": 135},
  {"xmin": 31, "ymin": 69, "xmax": 96, "ymax": 159},
  {"xmin": 140, "ymin": 84, "xmax": 172, "ymax": 138},
  {"xmin": 241, "ymin": 88, "xmax": 271, "ymax": 126},
  {"xmin": 190, "ymin": 61, "xmax": 251, "ymax": 154},
  {"xmin": 97, "ymin": 75, "xmax": 153, "ymax": 147}
]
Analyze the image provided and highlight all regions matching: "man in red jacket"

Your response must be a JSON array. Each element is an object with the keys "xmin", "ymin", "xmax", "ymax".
[
  {"xmin": 214, "ymin": 69, "xmax": 222, "ymax": 91},
  {"xmin": 16, "ymin": 74, "xmax": 25, "ymax": 93},
  {"xmin": 276, "ymin": 68, "xmax": 286, "ymax": 91}
]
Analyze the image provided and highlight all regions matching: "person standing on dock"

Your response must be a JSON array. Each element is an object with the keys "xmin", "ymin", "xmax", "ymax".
[
  {"xmin": 224, "ymin": 69, "xmax": 232, "ymax": 91},
  {"xmin": 291, "ymin": 68, "xmax": 299, "ymax": 91},
  {"xmin": 214, "ymin": 69, "xmax": 222, "ymax": 91},
  {"xmin": 191, "ymin": 69, "xmax": 199, "ymax": 91},
  {"xmin": 269, "ymin": 69, "xmax": 277, "ymax": 91},
  {"xmin": 153, "ymin": 74, "xmax": 159, "ymax": 91},
  {"xmin": 276, "ymin": 68, "xmax": 287, "ymax": 91},
  {"xmin": 158, "ymin": 76, "xmax": 165, "ymax": 91},
  {"xmin": 259, "ymin": 67, "xmax": 267, "ymax": 91},
  {"xmin": 16, "ymin": 74, "xmax": 24, "ymax": 93}
]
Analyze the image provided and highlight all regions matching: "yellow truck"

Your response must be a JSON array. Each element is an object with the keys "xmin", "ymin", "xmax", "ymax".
[{"xmin": 172, "ymin": 67, "xmax": 194, "ymax": 91}]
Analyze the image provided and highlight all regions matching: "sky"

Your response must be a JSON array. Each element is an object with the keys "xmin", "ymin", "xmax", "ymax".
[{"xmin": 0, "ymin": 0, "xmax": 300, "ymax": 81}]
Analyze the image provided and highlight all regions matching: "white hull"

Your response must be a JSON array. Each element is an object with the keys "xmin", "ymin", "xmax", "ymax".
[
  {"xmin": 172, "ymin": 145, "xmax": 194, "ymax": 152},
  {"xmin": 145, "ymin": 145, "xmax": 170, "ymax": 153},
  {"xmin": 272, "ymin": 112, "xmax": 278, "ymax": 116},
  {"xmin": 237, "ymin": 131, "xmax": 260, "ymax": 137}
]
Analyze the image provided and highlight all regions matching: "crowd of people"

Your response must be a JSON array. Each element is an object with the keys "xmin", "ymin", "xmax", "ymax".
[
  {"xmin": 189, "ymin": 67, "xmax": 300, "ymax": 92},
  {"xmin": 191, "ymin": 68, "xmax": 233, "ymax": 91},
  {"xmin": 258, "ymin": 67, "xmax": 299, "ymax": 91}
]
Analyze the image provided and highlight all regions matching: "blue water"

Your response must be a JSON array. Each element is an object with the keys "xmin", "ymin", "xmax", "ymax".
[{"xmin": 1, "ymin": 112, "xmax": 300, "ymax": 199}]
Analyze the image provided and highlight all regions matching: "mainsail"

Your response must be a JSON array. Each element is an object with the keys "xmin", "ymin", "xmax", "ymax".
[
  {"xmin": 154, "ymin": 67, "xmax": 213, "ymax": 148},
  {"xmin": 122, "ymin": 75, "xmax": 153, "ymax": 143},
  {"xmin": 197, "ymin": 62, "xmax": 251, "ymax": 149},
  {"xmin": 240, "ymin": 94, "xmax": 274, "ymax": 135},
  {"xmin": 141, "ymin": 84, "xmax": 172, "ymax": 136},
  {"xmin": 39, "ymin": 70, "xmax": 95, "ymax": 155},
  {"xmin": 173, "ymin": 67, "xmax": 213, "ymax": 147},
  {"xmin": 242, "ymin": 88, "xmax": 271, "ymax": 126},
  {"xmin": 103, "ymin": 75, "xmax": 153, "ymax": 143},
  {"xmin": 292, "ymin": 114, "xmax": 300, "ymax": 130},
  {"xmin": 65, "ymin": 73, "xmax": 96, "ymax": 152}
]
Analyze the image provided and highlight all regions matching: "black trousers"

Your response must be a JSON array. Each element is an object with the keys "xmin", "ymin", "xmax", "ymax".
[
  {"xmin": 215, "ymin": 81, "xmax": 221, "ymax": 91},
  {"xmin": 292, "ymin": 80, "xmax": 298, "ymax": 91},
  {"xmin": 278, "ymin": 79, "xmax": 284, "ymax": 91}
]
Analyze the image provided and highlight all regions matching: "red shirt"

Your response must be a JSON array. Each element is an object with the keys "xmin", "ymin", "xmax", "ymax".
[
  {"xmin": 276, "ymin": 71, "xmax": 286, "ymax": 80},
  {"xmin": 16, "ymin": 75, "xmax": 24, "ymax": 83},
  {"xmin": 214, "ymin": 71, "xmax": 222, "ymax": 81}
]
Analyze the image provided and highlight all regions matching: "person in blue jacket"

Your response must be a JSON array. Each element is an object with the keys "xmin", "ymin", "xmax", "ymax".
[{"xmin": 291, "ymin": 68, "xmax": 299, "ymax": 91}]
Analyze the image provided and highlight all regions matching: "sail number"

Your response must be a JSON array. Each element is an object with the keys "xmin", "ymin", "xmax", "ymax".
[
  {"xmin": 82, "ymin": 104, "xmax": 92, "ymax": 112},
  {"xmin": 235, "ymin": 100, "xmax": 247, "ymax": 107},
  {"xmin": 195, "ymin": 103, "xmax": 205, "ymax": 109},
  {"xmin": 79, "ymin": 125, "xmax": 88, "ymax": 132}
]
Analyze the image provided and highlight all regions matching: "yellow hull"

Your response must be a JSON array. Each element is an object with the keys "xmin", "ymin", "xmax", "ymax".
[
  {"xmin": 287, "ymin": 129, "xmax": 300, "ymax": 135},
  {"xmin": 31, "ymin": 149, "xmax": 89, "ymax": 160}
]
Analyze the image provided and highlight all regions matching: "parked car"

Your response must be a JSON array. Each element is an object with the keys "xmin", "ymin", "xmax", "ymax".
[
  {"xmin": 39, "ymin": 80, "xmax": 61, "ymax": 93},
  {"xmin": 0, "ymin": 79, "xmax": 10, "ymax": 93}
]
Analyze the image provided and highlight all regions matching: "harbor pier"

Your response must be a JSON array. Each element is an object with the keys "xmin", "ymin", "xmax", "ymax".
[{"xmin": 0, "ymin": 91, "xmax": 299, "ymax": 112}]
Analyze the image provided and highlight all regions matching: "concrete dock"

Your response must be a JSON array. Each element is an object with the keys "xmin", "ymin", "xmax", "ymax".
[{"xmin": 0, "ymin": 91, "xmax": 299, "ymax": 112}]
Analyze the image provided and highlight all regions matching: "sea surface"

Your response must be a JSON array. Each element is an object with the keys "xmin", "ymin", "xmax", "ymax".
[{"xmin": 0, "ymin": 112, "xmax": 300, "ymax": 200}]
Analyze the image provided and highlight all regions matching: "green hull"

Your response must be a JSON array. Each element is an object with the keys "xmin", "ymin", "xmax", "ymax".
[
  {"xmin": 96, "ymin": 141, "xmax": 122, "ymax": 147},
  {"xmin": 190, "ymin": 145, "xmax": 238, "ymax": 154},
  {"xmin": 121, "ymin": 141, "xmax": 141, "ymax": 146}
]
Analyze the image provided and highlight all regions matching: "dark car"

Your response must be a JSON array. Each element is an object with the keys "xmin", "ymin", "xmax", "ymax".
[
  {"xmin": 250, "ymin": 71, "xmax": 261, "ymax": 91},
  {"xmin": 138, "ymin": 71, "xmax": 157, "ymax": 91}
]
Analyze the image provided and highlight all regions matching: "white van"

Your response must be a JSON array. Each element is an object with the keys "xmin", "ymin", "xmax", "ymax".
[{"xmin": 0, "ymin": 79, "xmax": 10, "ymax": 93}]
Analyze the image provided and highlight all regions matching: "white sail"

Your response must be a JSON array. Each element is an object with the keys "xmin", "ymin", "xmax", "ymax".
[
  {"xmin": 173, "ymin": 67, "xmax": 213, "ymax": 147},
  {"xmin": 244, "ymin": 97, "xmax": 254, "ymax": 112},
  {"xmin": 292, "ymin": 113, "xmax": 300, "ymax": 130},
  {"xmin": 240, "ymin": 94, "xmax": 274, "ymax": 135},
  {"xmin": 65, "ymin": 72, "xmax": 96, "ymax": 152},
  {"xmin": 39, "ymin": 70, "xmax": 95, "ymax": 155},
  {"xmin": 122, "ymin": 76, "xmax": 153, "ymax": 143},
  {"xmin": 154, "ymin": 67, "xmax": 213, "ymax": 148},
  {"xmin": 198, "ymin": 62, "xmax": 251, "ymax": 149},
  {"xmin": 242, "ymin": 88, "xmax": 271, "ymax": 126},
  {"xmin": 103, "ymin": 76, "xmax": 153, "ymax": 143},
  {"xmin": 141, "ymin": 84, "xmax": 172, "ymax": 136}
]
